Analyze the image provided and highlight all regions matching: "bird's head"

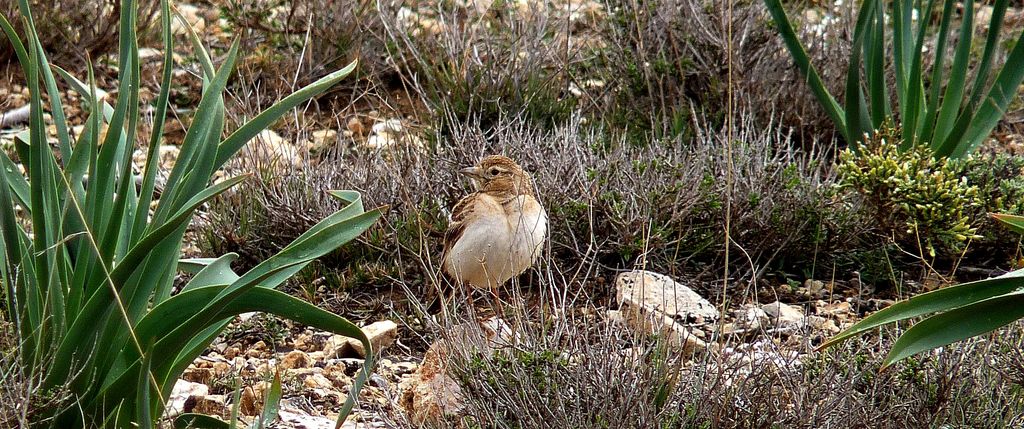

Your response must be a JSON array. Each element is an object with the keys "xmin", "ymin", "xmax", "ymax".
[{"xmin": 459, "ymin": 155, "xmax": 534, "ymax": 196}]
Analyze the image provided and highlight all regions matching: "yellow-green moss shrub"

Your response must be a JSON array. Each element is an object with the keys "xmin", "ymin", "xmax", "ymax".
[{"xmin": 838, "ymin": 128, "xmax": 982, "ymax": 257}]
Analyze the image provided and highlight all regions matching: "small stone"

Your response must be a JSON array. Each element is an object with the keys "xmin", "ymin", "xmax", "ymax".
[
  {"xmin": 281, "ymin": 350, "xmax": 312, "ymax": 369},
  {"xmin": 224, "ymin": 346, "xmax": 241, "ymax": 359},
  {"xmin": 347, "ymin": 117, "xmax": 366, "ymax": 137},
  {"xmin": 820, "ymin": 300, "xmax": 853, "ymax": 317},
  {"xmin": 211, "ymin": 361, "xmax": 231, "ymax": 377},
  {"xmin": 804, "ymin": 279, "xmax": 826, "ymax": 297},
  {"xmin": 240, "ymin": 386, "xmax": 260, "ymax": 416},
  {"xmin": 138, "ymin": 47, "xmax": 163, "ymax": 60},
  {"xmin": 166, "ymin": 379, "xmax": 208, "ymax": 417},
  {"xmin": 362, "ymin": 133, "xmax": 398, "ymax": 150},
  {"xmin": 606, "ymin": 310, "xmax": 626, "ymax": 325},
  {"xmin": 325, "ymin": 335, "xmax": 359, "ymax": 359},
  {"xmin": 182, "ymin": 367, "xmax": 213, "ymax": 385},
  {"xmin": 371, "ymin": 118, "xmax": 404, "ymax": 135},
  {"xmin": 762, "ymin": 301, "xmax": 805, "ymax": 329},
  {"xmin": 187, "ymin": 394, "xmax": 228, "ymax": 418},
  {"xmin": 307, "ymin": 129, "xmax": 338, "ymax": 152},
  {"xmin": 323, "ymin": 362, "xmax": 353, "ymax": 389},
  {"xmin": 807, "ymin": 315, "xmax": 840, "ymax": 334},
  {"xmin": 733, "ymin": 305, "xmax": 770, "ymax": 330},
  {"xmin": 352, "ymin": 320, "xmax": 399, "ymax": 357},
  {"xmin": 616, "ymin": 270, "xmax": 719, "ymax": 323},
  {"xmin": 304, "ymin": 373, "xmax": 335, "ymax": 390}
]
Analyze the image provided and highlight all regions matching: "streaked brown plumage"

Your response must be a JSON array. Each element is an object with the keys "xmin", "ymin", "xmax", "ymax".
[{"xmin": 442, "ymin": 156, "xmax": 547, "ymax": 290}]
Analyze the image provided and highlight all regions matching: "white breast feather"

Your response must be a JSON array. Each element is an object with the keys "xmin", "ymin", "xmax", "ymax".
[{"xmin": 446, "ymin": 195, "xmax": 547, "ymax": 288}]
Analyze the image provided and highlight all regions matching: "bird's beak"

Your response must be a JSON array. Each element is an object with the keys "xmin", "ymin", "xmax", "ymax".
[{"xmin": 459, "ymin": 166, "xmax": 483, "ymax": 178}]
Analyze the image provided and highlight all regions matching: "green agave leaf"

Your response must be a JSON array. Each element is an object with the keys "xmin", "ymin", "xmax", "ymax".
[
  {"xmin": 930, "ymin": 0, "xmax": 974, "ymax": 155},
  {"xmin": 0, "ymin": 149, "xmax": 31, "ymax": 213},
  {"xmin": 882, "ymin": 291, "xmax": 1024, "ymax": 368},
  {"xmin": 146, "ymin": 209, "xmax": 381, "ymax": 367},
  {"xmin": 100, "ymin": 286, "xmax": 374, "ymax": 414},
  {"xmin": 136, "ymin": 343, "xmax": 155, "ymax": 429},
  {"xmin": 44, "ymin": 175, "xmax": 247, "ymax": 389},
  {"xmin": 844, "ymin": 0, "xmax": 876, "ymax": 143},
  {"xmin": 154, "ymin": 38, "xmax": 239, "ymax": 223},
  {"xmin": 184, "ymin": 254, "xmax": 241, "ymax": 290},
  {"xmin": 51, "ymin": 65, "xmax": 115, "ymax": 120},
  {"xmin": 133, "ymin": 0, "xmax": 175, "ymax": 246},
  {"xmin": 174, "ymin": 414, "xmax": 230, "ymax": 429},
  {"xmin": 918, "ymin": 0, "xmax": 957, "ymax": 146},
  {"xmin": 252, "ymin": 371, "xmax": 283, "ymax": 429},
  {"xmin": 957, "ymin": 28, "xmax": 1024, "ymax": 157},
  {"xmin": 820, "ymin": 271, "xmax": 1024, "ymax": 349},
  {"xmin": 993, "ymin": 213, "xmax": 1024, "ymax": 235}
]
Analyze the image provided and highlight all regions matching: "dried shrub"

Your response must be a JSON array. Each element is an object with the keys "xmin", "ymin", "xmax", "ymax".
[
  {"xmin": 198, "ymin": 110, "xmax": 871, "ymax": 300},
  {"xmin": 221, "ymin": 0, "xmax": 393, "ymax": 112},
  {"xmin": 379, "ymin": 1, "xmax": 580, "ymax": 133},
  {"xmin": 0, "ymin": 0, "xmax": 159, "ymax": 63},
  {"xmin": 590, "ymin": 0, "xmax": 855, "ymax": 145},
  {"xmin": 428, "ymin": 285, "xmax": 1024, "ymax": 428}
]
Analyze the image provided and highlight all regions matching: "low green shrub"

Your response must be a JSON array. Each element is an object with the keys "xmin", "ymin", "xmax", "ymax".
[{"xmin": 838, "ymin": 126, "xmax": 982, "ymax": 257}]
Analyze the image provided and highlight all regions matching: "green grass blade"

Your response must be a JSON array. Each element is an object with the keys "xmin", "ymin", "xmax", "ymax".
[
  {"xmin": 820, "ymin": 272, "xmax": 1024, "ymax": 349},
  {"xmin": 0, "ymin": 12, "xmax": 29, "ymax": 70},
  {"xmin": 882, "ymin": 291, "xmax": 1024, "ymax": 369},
  {"xmin": 0, "ymin": 150, "xmax": 31, "ymax": 212},
  {"xmin": 137, "ymin": 343, "xmax": 155, "ymax": 428},
  {"xmin": 919, "ymin": 0, "xmax": 957, "ymax": 146},
  {"xmin": 252, "ymin": 371, "xmax": 282, "ymax": 429},
  {"xmin": 228, "ymin": 386, "xmax": 241, "ymax": 429},
  {"xmin": 174, "ymin": 414, "xmax": 230, "ymax": 429},
  {"xmin": 957, "ymin": 29, "xmax": 1024, "ymax": 157},
  {"xmin": 931, "ymin": 0, "xmax": 974, "ymax": 155},
  {"xmin": 993, "ymin": 213, "xmax": 1024, "ymax": 235},
  {"xmin": 133, "ymin": 0, "xmax": 175, "ymax": 245}
]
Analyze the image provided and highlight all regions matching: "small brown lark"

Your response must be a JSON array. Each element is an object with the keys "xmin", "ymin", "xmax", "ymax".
[{"xmin": 442, "ymin": 155, "xmax": 547, "ymax": 294}]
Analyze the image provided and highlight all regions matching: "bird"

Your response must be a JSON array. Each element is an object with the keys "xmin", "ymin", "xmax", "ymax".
[{"xmin": 441, "ymin": 155, "xmax": 547, "ymax": 297}]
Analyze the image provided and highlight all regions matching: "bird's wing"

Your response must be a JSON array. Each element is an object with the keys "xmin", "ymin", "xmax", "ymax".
[{"xmin": 442, "ymin": 192, "xmax": 478, "ymax": 264}]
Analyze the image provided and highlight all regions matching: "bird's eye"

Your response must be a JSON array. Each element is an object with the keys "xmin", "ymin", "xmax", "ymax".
[{"xmin": 489, "ymin": 168, "xmax": 500, "ymax": 176}]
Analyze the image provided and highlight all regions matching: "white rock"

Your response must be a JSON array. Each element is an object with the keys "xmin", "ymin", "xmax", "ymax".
[
  {"xmin": 733, "ymin": 305, "xmax": 770, "ymax": 330},
  {"xmin": 245, "ymin": 129, "xmax": 302, "ymax": 167},
  {"xmin": 399, "ymin": 317, "xmax": 511, "ymax": 427},
  {"xmin": 762, "ymin": 301, "xmax": 805, "ymax": 329},
  {"xmin": 138, "ymin": 47, "xmax": 163, "ymax": 60},
  {"xmin": 164, "ymin": 379, "xmax": 208, "ymax": 418},
  {"xmin": 171, "ymin": 4, "xmax": 206, "ymax": 35},
  {"xmin": 352, "ymin": 320, "xmax": 399, "ymax": 357},
  {"xmin": 371, "ymin": 119, "xmax": 404, "ymax": 135},
  {"xmin": 362, "ymin": 133, "xmax": 398, "ymax": 150},
  {"xmin": 616, "ymin": 270, "xmax": 719, "ymax": 323},
  {"xmin": 306, "ymin": 129, "xmax": 338, "ymax": 152}
]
